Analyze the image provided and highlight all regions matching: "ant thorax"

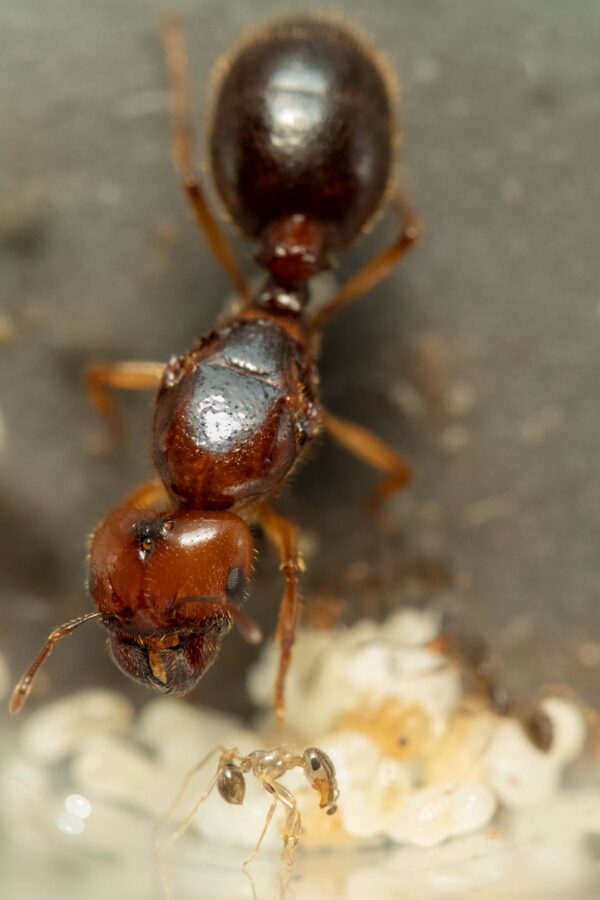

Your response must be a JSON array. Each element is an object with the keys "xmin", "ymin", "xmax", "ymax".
[{"xmin": 152, "ymin": 315, "xmax": 321, "ymax": 512}]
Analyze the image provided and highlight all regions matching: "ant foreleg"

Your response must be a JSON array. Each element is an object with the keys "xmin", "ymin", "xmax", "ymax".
[
  {"xmin": 255, "ymin": 507, "xmax": 304, "ymax": 724},
  {"xmin": 311, "ymin": 198, "xmax": 422, "ymax": 330},
  {"xmin": 85, "ymin": 361, "xmax": 164, "ymax": 452},
  {"xmin": 161, "ymin": 15, "xmax": 250, "ymax": 303},
  {"xmin": 323, "ymin": 409, "xmax": 413, "ymax": 510}
]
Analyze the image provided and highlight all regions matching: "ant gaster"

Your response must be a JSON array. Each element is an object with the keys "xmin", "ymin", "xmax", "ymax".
[{"xmin": 10, "ymin": 16, "xmax": 421, "ymax": 721}]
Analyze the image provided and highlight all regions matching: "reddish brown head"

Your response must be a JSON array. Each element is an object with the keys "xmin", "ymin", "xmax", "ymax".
[{"xmin": 89, "ymin": 507, "xmax": 255, "ymax": 695}]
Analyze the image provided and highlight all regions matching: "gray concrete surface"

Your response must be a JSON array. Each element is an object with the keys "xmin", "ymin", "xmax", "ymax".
[{"xmin": 1, "ymin": 0, "xmax": 599, "ymax": 722}]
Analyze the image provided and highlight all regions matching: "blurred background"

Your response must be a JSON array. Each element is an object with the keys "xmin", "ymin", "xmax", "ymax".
[
  {"xmin": 2, "ymin": 2, "xmax": 600, "ymax": 897},
  {"xmin": 1, "ymin": 0, "xmax": 599, "ymax": 735}
]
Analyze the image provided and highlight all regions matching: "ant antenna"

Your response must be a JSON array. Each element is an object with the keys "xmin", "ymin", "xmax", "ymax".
[{"xmin": 9, "ymin": 612, "xmax": 102, "ymax": 715}]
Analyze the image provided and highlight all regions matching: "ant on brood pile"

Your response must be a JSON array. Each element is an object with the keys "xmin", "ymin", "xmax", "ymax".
[
  {"xmin": 10, "ymin": 16, "xmax": 421, "ymax": 722},
  {"xmin": 156, "ymin": 745, "xmax": 338, "ymax": 864}
]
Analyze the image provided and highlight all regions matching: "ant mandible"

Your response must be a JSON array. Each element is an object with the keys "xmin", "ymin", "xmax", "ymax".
[{"xmin": 10, "ymin": 16, "xmax": 421, "ymax": 722}]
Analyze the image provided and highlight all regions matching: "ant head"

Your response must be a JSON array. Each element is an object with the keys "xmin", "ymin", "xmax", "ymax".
[
  {"xmin": 302, "ymin": 747, "xmax": 339, "ymax": 814},
  {"xmin": 89, "ymin": 507, "xmax": 254, "ymax": 694}
]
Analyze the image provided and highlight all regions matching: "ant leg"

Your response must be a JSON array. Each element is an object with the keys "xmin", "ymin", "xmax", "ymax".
[
  {"xmin": 85, "ymin": 361, "xmax": 164, "ymax": 451},
  {"xmin": 154, "ymin": 746, "xmax": 228, "ymax": 853},
  {"xmin": 266, "ymin": 782, "xmax": 302, "ymax": 867},
  {"xmin": 282, "ymin": 808, "xmax": 303, "ymax": 867},
  {"xmin": 121, "ymin": 477, "xmax": 172, "ymax": 512},
  {"xmin": 9, "ymin": 612, "xmax": 102, "ymax": 714},
  {"xmin": 153, "ymin": 764, "xmax": 221, "ymax": 900},
  {"xmin": 161, "ymin": 16, "xmax": 251, "ymax": 303},
  {"xmin": 255, "ymin": 506, "xmax": 304, "ymax": 724},
  {"xmin": 310, "ymin": 198, "xmax": 422, "ymax": 331},
  {"xmin": 243, "ymin": 791, "xmax": 279, "ymax": 868},
  {"xmin": 323, "ymin": 409, "xmax": 413, "ymax": 509},
  {"xmin": 154, "ymin": 748, "xmax": 229, "ymax": 900}
]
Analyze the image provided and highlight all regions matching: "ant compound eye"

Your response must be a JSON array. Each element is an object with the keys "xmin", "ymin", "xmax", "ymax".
[
  {"xmin": 134, "ymin": 517, "xmax": 166, "ymax": 560},
  {"xmin": 303, "ymin": 748, "xmax": 326, "ymax": 773},
  {"xmin": 226, "ymin": 566, "xmax": 246, "ymax": 604},
  {"xmin": 217, "ymin": 765, "xmax": 246, "ymax": 805}
]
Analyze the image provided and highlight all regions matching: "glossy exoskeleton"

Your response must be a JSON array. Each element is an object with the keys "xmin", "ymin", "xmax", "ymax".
[{"xmin": 10, "ymin": 16, "xmax": 421, "ymax": 720}]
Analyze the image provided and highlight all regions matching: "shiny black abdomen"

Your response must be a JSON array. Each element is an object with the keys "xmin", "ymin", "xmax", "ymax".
[
  {"xmin": 153, "ymin": 318, "xmax": 319, "ymax": 511},
  {"xmin": 210, "ymin": 18, "xmax": 394, "ymax": 249}
]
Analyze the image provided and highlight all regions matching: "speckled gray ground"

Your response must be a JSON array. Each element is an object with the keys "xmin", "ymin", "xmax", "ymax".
[{"xmin": 1, "ymin": 0, "xmax": 599, "ymax": 726}]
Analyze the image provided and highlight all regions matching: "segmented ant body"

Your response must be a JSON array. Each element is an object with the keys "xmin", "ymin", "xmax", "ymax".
[
  {"xmin": 10, "ymin": 17, "xmax": 420, "ymax": 720},
  {"xmin": 155, "ymin": 744, "xmax": 339, "ymax": 873}
]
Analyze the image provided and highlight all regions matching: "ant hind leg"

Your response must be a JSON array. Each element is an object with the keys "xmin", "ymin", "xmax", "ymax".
[
  {"xmin": 243, "ymin": 791, "xmax": 279, "ymax": 868},
  {"xmin": 154, "ymin": 746, "xmax": 228, "ymax": 900},
  {"xmin": 161, "ymin": 15, "xmax": 250, "ymax": 302},
  {"xmin": 323, "ymin": 409, "xmax": 413, "ymax": 510},
  {"xmin": 154, "ymin": 746, "xmax": 228, "ymax": 854},
  {"xmin": 310, "ymin": 197, "xmax": 422, "ymax": 330}
]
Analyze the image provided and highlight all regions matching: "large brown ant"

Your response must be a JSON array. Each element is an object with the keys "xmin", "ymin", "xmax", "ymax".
[{"xmin": 10, "ymin": 16, "xmax": 421, "ymax": 721}]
